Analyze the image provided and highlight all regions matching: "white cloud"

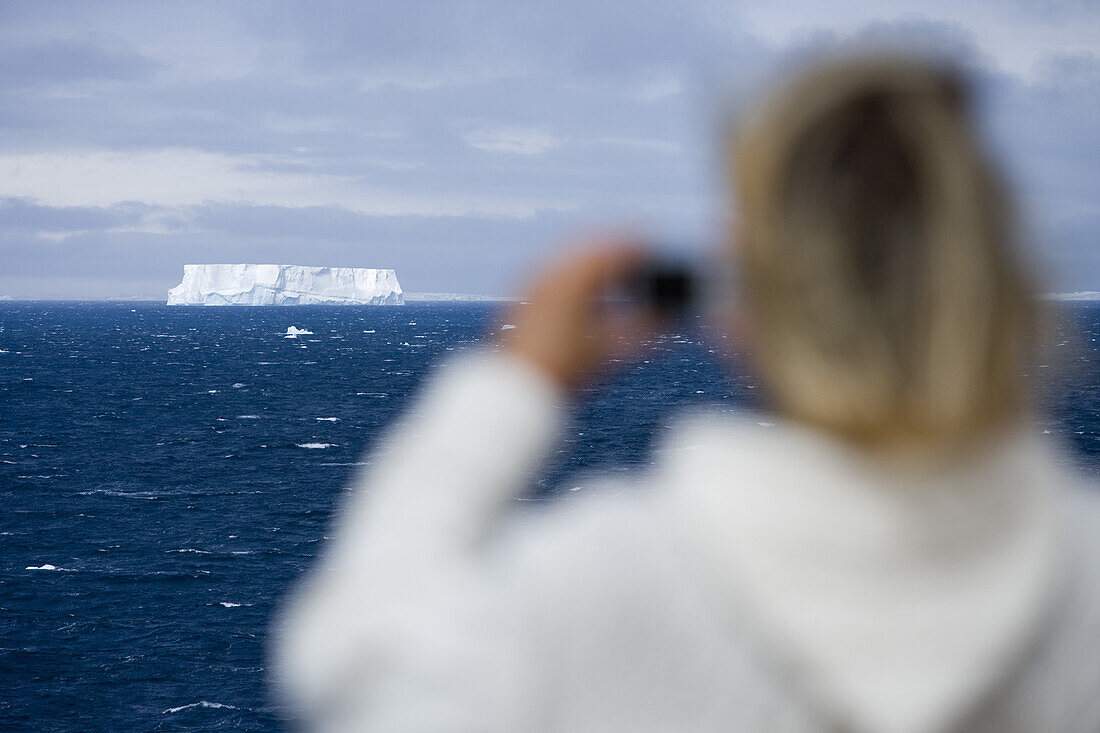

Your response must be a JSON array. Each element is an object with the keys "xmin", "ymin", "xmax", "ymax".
[
  {"xmin": 633, "ymin": 71, "xmax": 683, "ymax": 102},
  {"xmin": 594, "ymin": 137, "xmax": 683, "ymax": 155},
  {"xmin": 463, "ymin": 127, "xmax": 559, "ymax": 155},
  {"xmin": 0, "ymin": 149, "xmax": 577, "ymax": 217}
]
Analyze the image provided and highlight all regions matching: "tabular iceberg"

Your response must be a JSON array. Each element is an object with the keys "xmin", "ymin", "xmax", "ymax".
[{"xmin": 167, "ymin": 264, "xmax": 404, "ymax": 306}]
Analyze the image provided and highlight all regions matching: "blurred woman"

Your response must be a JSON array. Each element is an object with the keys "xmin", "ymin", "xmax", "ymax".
[{"xmin": 274, "ymin": 56, "xmax": 1100, "ymax": 733}]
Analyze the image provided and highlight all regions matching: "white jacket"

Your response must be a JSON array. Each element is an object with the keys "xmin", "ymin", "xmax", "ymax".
[{"xmin": 274, "ymin": 349, "xmax": 1100, "ymax": 733}]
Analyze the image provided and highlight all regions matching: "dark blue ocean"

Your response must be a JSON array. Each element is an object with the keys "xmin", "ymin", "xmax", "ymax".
[{"xmin": 2, "ymin": 302, "xmax": 1099, "ymax": 731}]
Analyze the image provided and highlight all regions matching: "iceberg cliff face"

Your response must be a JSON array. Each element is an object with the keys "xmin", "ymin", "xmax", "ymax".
[{"xmin": 167, "ymin": 264, "xmax": 404, "ymax": 306}]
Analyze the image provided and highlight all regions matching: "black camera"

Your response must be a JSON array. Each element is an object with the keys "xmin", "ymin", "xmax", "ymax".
[{"xmin": 622, "ymin": 259, "xmax": 699, "ymax": 316}]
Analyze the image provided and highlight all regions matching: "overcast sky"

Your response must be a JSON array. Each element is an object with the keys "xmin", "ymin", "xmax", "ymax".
[{"xmin": 1, "ymin": 0, "xmax": 1098, "ymax": 298}]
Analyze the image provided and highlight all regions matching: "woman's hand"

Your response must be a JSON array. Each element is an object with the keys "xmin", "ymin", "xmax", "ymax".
[{"xmin": 501, "ymin": 236, "xmax": 653, "ymax": 389}]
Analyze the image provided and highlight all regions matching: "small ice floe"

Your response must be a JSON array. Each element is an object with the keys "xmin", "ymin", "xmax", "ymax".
[
  {"xmin": 220, "ymin": 602, "xmax": 241, "ymax": 608},
  {"xmin": 163, "ymin": 701, "xmax": 237, "ymax": 714},
  {"xmin": 500, "ymin": 324, "xmax": 517, "ymax": 330},
  {"xmin": 26, "ymin": 564, "xmax": 61, "ymax": 571},
  {"xmin": 231, "ymin": 383, "xmax": 246, "ymax": 389},
  {"xmin": 315, "ymin": 417, "xmax": 340, "ymax": 422},
  {"xmin": 297, "ymin": 442, "xmax": 336, "ymax": 449},
  {"xmin": 284, "ymin": 326, "xmax": 313, "ymax": 338}
]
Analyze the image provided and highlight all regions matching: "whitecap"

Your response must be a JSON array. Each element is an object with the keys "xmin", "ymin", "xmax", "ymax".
[
  {"xmin": 163, "ymin": 701, "xmax": 238, "ymax": 714},
  {"xmin": 363, "ymin": 329, "xmax": 376, "ymax": 333},
  {"xmin": 167, "ymin": 548, "xmax": 211, "ymax": 554},
  {"xmin": 207, "ymin": 390, "xmax": 218, "ymax": 394},
  {"xmin": 297, "ymin": 443, "xmax": 336, "ymax": 449},
  {"xmin": 236, "ymin": 415, "xmax": 260, "ymax": 420},
  {"xmin": 500, "ymin": 324, "xmax": 517, "ymax": 330},
  {"xmin": 220, "ymin": 602, "xmax": 241, "ymax": 608},
  {"xmin": 231, "ymin": 383, "xmax": 246, "ymax": 389},
  {"xmin": 315, "ymin": 417, "xmax": 340, "ymax": 422}
]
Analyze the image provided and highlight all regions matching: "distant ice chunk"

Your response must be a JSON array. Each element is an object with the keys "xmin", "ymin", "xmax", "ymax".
[
  {"xmin": 1044, "ymin": 291, "xmax": 1100, "ymax": 301},
  {"xmin": 26, "ymin": 564, "xmax": 60, "ymax": 570},
  {"xmin": 297, "ymin": 442, "xmax": 336, "ymax": 449},
  {"xmin": 163, "ymin": 701, "xmax": 238, "ymax": 714},
  {"xmin": 167, "ymin": 264, "xmax": 404, "ymax": 306},
  {"xmin": 284, "ymin": 326, "xmax": 313, "ymax": 338}
]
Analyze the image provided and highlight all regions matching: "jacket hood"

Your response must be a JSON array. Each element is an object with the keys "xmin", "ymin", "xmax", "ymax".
[{"xmin": 658, "ymin": 412, "xmax": 1064, "ymax": 733}]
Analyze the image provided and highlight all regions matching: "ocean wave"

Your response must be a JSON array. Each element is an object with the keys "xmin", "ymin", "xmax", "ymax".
[
  {"xmin": 77, "ymin": 488, "xmax": 163, "ymax": 500},
  {"xmin": 163, "ymin": 701, "xmax": 238, "ymax": 714}
]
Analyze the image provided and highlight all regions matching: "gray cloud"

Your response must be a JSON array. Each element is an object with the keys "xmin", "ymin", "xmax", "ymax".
[
  {"xmin": 0, "ymin": 1, "xmax": 1097, "ymax": 298},
  {"xmin": 0, "ymin": 39, "xmax": 161, "ymax": 92}
]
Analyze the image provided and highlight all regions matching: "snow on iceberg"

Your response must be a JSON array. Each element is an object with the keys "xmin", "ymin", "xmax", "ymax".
[{"xmin": 167, "ymin": 264, "xmax": 404, "ymax": 306}]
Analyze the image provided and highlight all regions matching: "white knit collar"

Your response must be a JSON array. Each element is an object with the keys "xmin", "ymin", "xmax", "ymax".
[{"xmin": 658, "ymin": 411, "xmax": 1062, "ymax": 733}]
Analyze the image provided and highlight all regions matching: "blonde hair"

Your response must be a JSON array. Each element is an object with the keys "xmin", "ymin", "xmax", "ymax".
[{"xmin": 732, "ymin": 55, "xmax": 1040, "ymax": 448}]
